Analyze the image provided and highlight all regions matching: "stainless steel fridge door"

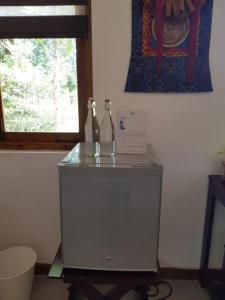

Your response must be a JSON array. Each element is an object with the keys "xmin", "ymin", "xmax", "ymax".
[{"xmin": 59, "ymin": 166, "xmax": 162, "ymax": 272}]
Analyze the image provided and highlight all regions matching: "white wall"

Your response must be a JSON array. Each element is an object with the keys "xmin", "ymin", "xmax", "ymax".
[
  {"xmin": 0, "ymin": 152, "xmax": 66, "ymax": 263},
  {"xmin": 91, "ymin": 0, "xmax": 225, "ymax": 268},
  {"xmin": 0, "ymin": 0, "xmax": 225, "ymax": 268}
]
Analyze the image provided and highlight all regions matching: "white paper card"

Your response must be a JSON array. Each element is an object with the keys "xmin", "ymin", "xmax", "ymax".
[{"xmin": 116, "ymin": 110, "xmax": 148, "ymax": 154}]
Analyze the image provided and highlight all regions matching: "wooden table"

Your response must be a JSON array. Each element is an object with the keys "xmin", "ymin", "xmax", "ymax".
[
  {"xmin": 48, "ymin": 247, "xmax": 162, "ymax": 300},
  {"xmin": 200, "ymin": 175, "xmax": 225, "ymax": 299}
]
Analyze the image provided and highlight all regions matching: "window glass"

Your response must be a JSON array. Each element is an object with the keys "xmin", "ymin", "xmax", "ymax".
[{"xmin": 0, "ymin": 38, "xmax": 79, "ymax": 133}]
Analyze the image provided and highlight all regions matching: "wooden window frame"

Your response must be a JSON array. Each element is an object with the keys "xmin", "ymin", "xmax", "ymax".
[{"xmin": 0, "ymin": 0, "xmax": 93, "ymax": 150}]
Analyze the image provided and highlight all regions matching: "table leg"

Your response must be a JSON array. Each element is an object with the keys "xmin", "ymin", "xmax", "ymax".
[
  {"xmin": 68, "ymin": 285, "xmax": 77, "ymax": 300},
  {"xmin": 106, "ymin": 284, "xmax": 134, "ymax": 300},
  {"xmin": 136, "ymin": 285, "xmax": 150, "ymax": 300},
  {"xmin": 200, "ymin": 177, "xmax": 217, "ymax": 287}
]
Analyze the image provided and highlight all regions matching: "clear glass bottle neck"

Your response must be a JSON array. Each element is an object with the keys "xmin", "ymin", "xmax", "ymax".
[
  {"xmin": 104, "ymin": 100, "xmax": 112, "ymax": 115},
  {"xmin": 104, "ymin": 107, "xmax": 111, "ymax": 115},
  {"xmin": 87, "ymin": 99, "xmax": 97, "ymax": 117},
  {"xmin": 91, "ymin": 107, "xmax": 97, "ymax": 117}
]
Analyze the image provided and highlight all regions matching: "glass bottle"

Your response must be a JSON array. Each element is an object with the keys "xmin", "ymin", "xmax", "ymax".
[
  {"xmin": 84, "ymin": 98, "xmax": 100, "ymax": 157},
  {"xmin": 100, "ymin": 99, "xmax": 115, "ymax": 156}
]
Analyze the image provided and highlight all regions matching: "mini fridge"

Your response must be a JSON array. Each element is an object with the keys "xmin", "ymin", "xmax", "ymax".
[{"xmin": 58, "ymin": 143, "xmax": 163, "ymax": 272}]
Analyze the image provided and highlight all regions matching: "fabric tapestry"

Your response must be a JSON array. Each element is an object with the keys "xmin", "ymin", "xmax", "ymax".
[{"xmin": 125, "ymin": 0, "xmax": 214, "ymax": 93}]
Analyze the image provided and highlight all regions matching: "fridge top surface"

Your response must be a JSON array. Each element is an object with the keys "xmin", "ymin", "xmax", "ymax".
[{"xmin": 59, "ymin": 143, "xmax": 162, "ymax": 168}]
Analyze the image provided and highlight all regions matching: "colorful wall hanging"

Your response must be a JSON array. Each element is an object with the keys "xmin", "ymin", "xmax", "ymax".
[{"xmin": 125, "ymin": 0, "xmax": 214, "ymax": 93}]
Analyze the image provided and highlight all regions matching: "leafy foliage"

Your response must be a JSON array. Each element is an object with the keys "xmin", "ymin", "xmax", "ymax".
[{"xmin": 0, "ymin": 38, "xmax": 78, "ymax": 133}]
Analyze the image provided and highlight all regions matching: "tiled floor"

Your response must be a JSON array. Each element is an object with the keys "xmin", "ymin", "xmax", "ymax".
[{"xmin": 32, "ymin": 275, "xmax": 210, "ymax": 300}]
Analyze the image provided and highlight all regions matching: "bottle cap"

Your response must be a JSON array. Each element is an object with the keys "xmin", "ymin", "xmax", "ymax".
[
  {"xmin": 87, "ymin": 97, "xmax": 96, "ymax": 109},
  {"xmin": 104, "ymin": 99, "xmax": 111, "ymax": 109}
]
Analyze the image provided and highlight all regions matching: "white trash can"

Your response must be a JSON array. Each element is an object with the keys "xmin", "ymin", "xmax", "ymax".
[{"xmin": 0, "ymin": 246, "xmax": 37, "ymax": 300}]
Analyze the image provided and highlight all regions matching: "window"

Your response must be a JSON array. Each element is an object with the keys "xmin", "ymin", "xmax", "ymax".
[{"xmin": 0, "ymin": 0, "xmax": 93, "ymax": 150}]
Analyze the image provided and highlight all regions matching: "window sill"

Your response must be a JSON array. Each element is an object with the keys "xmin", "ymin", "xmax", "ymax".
[{"xmin": 0, "ymin": 141, "xmax": 76, "ymax": 151}]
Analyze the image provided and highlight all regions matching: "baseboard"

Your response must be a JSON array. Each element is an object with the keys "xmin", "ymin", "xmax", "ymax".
[
  {"xmin": 160, "ymin": 268, "xmax": 199, "ymax": 280},
  {"xmin": 35, "ymin": 263, "xmax": 199, "ymax": 280}
]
